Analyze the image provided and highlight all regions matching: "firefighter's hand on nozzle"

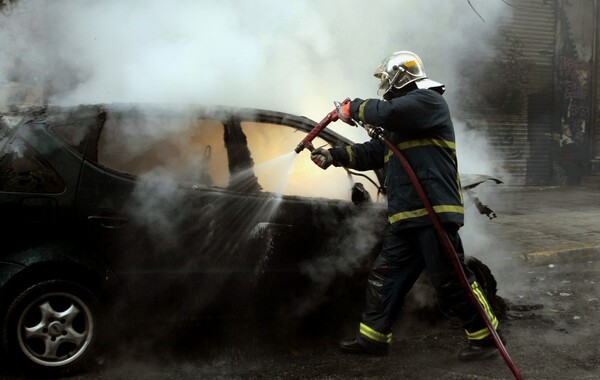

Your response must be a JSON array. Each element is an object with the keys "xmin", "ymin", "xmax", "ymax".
[
  {"xmin": 336, "ymin": 98, "xmax": 354, "ymax": 126},
  {"xmin": 311, "ymin": 147, "xmax": 333, "ymax": 170}
]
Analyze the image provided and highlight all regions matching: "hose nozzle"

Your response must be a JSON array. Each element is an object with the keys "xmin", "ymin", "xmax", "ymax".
[
  {"xmin": 294, "ymin": 140, "xmax": 314, "ymax": 154},
  {"xmin": 294, "ymin": 106, "xmax": 339, "ymax": 154}
]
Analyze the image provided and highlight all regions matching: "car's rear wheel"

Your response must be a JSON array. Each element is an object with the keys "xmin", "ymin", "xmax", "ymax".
[{"xmin": 2, "ymin": 279, "xmax": 102, "ymax": 376}]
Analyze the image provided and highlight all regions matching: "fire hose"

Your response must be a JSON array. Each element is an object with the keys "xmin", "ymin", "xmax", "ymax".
[{"xmin": 297, "ymin": 102, "xmax": 523, "ymax": 380}]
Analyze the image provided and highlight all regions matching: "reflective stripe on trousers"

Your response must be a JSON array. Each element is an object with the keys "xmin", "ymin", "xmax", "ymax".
[
  {"xmin": 359, "ymin": 322, "xmax": 393, "ymax": 344},
  {"xmin": 465, "ymin": 281, "xmax": 499, "ymax": 340}
]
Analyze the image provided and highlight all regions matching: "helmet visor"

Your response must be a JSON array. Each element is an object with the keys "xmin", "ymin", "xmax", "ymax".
[{"xmin": 376, "ymin": 71, "xmax": 392, "ymax": 96}]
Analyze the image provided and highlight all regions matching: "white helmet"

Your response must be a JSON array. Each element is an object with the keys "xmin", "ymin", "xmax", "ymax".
[{"xmin": 374, "ymin": 51, "xmax": 445, "ymax": 96}]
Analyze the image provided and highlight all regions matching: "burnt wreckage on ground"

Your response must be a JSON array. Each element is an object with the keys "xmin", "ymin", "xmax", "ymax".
[{"xmin": 0, "ymin": 103, "xmax": 504, "ymax": 375}]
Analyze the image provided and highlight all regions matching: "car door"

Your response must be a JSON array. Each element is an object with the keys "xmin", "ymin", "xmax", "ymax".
[
  {"xmin": 73, "ymin": 107, "xmax": 235, "ymax": 320},
  {"xmin": 233, "ymin": 115, "xmax": 388, "ymax": 319},
  {"xmin": 76, "ymin": 105, "xmax": 386, "ymax": 322}
]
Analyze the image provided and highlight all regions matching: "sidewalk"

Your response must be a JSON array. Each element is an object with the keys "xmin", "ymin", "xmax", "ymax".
[{"xmin": 470, "ymin": 184, "xmax": 600, "ymax": 265}]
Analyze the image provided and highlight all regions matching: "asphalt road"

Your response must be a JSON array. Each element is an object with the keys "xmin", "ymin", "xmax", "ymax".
[{"xmin": 4, "ymin": 258, "xmax": 591, "ymax": 380}]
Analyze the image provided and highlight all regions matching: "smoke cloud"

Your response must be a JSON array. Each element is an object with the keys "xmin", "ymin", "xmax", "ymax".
[
  {"xmin": 0, "ymin": 0, "xmax": 517, "ymax": 326},
  {"xmin": 0, "ymin": 0, "xmax": 513, "ymax": 194},
  {"xmin": 1, "ymin": 1, "xmax": 508, "ymax": 117},
  {"xmin": 0, "ymin": 0, "xmax": 513, "ymax": 195}
]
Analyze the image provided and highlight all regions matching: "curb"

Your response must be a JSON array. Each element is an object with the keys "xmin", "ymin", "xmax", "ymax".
[{"xmin": 522, "ymin": 243, "xmax": 600, "ymax": 265}]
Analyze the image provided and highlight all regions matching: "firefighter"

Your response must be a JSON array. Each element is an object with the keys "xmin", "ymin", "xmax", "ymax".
[{"xmin": 310, "ymin": 51, "xmax": 503, "ymax": 361}]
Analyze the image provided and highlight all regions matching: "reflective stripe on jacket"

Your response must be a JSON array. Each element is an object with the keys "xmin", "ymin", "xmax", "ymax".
[{"xmin": 331, "ymin": 89, "xmax": 464, "ymax": 228}]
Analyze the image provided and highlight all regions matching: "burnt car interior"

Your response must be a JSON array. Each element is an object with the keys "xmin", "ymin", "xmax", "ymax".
[{"xmin": 86, "ymin": 105, "xmax": 384, "ymax": 202}]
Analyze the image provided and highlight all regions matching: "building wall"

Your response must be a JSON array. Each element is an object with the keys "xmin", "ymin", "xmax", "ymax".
[
  {"xmin": 592, "ymin": 1, "xmax": 600, "ymax": 174},
  {"xmin": 554, "ymin": 0, "xmax": 596, "ymax": 185},
  {"xmin": 459, "ymin": 0, "xmax": 599, "ymax": 186}
]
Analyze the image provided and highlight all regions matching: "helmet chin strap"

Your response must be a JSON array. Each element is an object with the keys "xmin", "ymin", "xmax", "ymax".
[
  {"xmin": 383, "ymin": 82, "xmax": 416, "ymax": 100},
  {"xmin": 382, "ymin": 64, "xmax": 429, "ymax": 100}
]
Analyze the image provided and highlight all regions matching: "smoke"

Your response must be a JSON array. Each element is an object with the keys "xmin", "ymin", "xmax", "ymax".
[
  {"xmin": 0, "ymin": 0, "xmax": 513, "ymax": 190},
  {"xmin": 1, "ymin": 1, "xmax": 508, "ymax": 113},
  {"xmin": 1, "ymin": 0, "xmax": 517, "ymax": 333},
  {"xmin": 0, "ymin": 0, "xmax": 513, "ymax": 179}
]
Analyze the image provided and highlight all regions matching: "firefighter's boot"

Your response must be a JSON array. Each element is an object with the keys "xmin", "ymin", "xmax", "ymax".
[
  {"xmin": 339, "ymin": 338, "xmax": 389, "ymax": 356},
  {"xmin": 458, "ymin": 332, "xmax": 506, "ymax": 362}
]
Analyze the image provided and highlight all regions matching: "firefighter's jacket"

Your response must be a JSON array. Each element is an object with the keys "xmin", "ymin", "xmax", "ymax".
[{"xmin": 330, "ymin": 88, "xmax": 464, "ymax": 228}]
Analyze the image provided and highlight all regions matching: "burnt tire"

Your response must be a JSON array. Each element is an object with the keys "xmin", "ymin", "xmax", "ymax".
[{"xmin": 2, "ymin": 279, "xmax": 102, "ymax": 376}]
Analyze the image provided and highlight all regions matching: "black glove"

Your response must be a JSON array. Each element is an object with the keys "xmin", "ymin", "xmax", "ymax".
[{"xmin": 311, "ymin": 147, "xmax": 333, "ymax": 170}]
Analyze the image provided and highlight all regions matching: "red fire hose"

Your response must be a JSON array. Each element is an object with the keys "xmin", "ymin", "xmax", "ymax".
[
  {"xmin": 377, "ymin": 132, "xmax": 523, "ymax": 380},
  {"xmin": 297, "ymin": 103, "xmax": 523, "ymax": 379}
]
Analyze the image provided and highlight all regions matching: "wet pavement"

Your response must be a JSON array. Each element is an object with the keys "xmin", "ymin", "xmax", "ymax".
[
  {"xmin": 5, "ymin": 185, "xmax": 600, "ymax": 379},
  {"xmin": 474, "ymin": 185, "xmax": 600, "ymax": 265}
]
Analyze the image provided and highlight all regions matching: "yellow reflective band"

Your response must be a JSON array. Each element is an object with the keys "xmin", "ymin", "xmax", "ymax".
[
  {"xmin": 465, "ymin": 281, "xmax": 499, "ymax": 340},
  {"xmin": 359, "ymin": 323, "xmax": 392, "ymax": 343},
  {"xmin": 457, "ymin": 175, "xmax": 464, "ymax": 204},
  {"xmin": 466, "ymin": 326, "xmax": 494, "ymax": 340},
  {"xmin": 358, "ymin": 100, "xmax": 368, "ymax": 123},
  {"xmin": 383, "ymin": 139, "xmax": 456, "ymax": 163},
  {"xmin": 471, "ymin": 282, "xmax": 498, "ymax": 326},
  {"xmin": 399, "ymin": 138, "xmax": 455, "ymax": 150},
  {"xmin": 384, "ymin": 151, "xmax": 392, "ymax": 163},
  {"xmin": 388, "ymin": 205, "xmax": 464, "ymax": 224},
  {"xmin": 345, "ymin": 146, "xmax": 356, "ymax": 168}
]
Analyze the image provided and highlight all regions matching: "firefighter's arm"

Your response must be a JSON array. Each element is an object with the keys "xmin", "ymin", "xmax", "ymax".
[
  {"xmin": 329, "ymin": 139, "xmax": 385, "ymax": 171},
  {"xmin": 348, "ymin": 94, "xmax": 424, "ymax": 132}
]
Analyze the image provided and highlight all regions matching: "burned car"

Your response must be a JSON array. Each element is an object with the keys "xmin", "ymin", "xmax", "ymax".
[{"xmin": 0, "ymin": 103, "xmax": 502, "ymax": 375}]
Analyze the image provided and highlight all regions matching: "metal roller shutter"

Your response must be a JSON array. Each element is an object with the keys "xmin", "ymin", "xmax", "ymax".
[{"xmin": 459, "ymin": 0, "xmax": 557, "ymax": 185}]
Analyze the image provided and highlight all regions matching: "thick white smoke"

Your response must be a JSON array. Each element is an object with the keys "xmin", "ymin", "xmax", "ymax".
[
  {"xmin": 0, "ymin": 0, "xmax": 512, "ymax": 180},
  {"xmin": 0, "ymin": 0, "xmax": 516, "ymax": 311},
  {"xmin": 1, "ymin": 1, "xmax": 507, "ymax": 115},
  {"xmin": 1, "ymin": 0, "xmax": 512, "ymax": 175}
]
